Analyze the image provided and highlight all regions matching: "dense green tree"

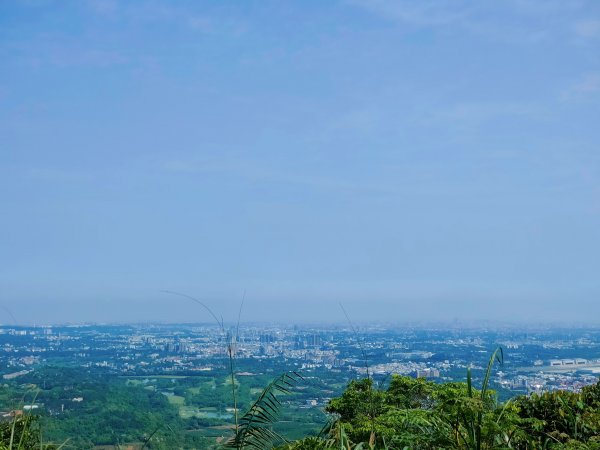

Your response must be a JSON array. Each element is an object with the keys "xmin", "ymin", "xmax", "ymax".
[
  {"xmin": 293, "ymin": 352, "xmax": 600, "ymax": 450},
  {"xmin": 514, "ymin": 389, "xmax": 600, "ymax": 448}
]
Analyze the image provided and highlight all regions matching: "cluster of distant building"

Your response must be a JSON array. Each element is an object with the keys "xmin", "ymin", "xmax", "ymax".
[
  {"xmin": 2, "ymin": 324, "xmax": 600, "ymax": 399},
  {"xmin": 548, "ymin": 358, "xmax": 589, "ymax": 367}
]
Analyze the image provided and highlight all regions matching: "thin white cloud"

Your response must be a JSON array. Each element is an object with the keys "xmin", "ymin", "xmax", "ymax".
[
  {"xmin": 348, "ymin": 0, "xmax": 592, "ymax": 44},
  {"xmin": 25, "ymin": 168, "xmax": 96, "ymax": 183},
  {"xmin": 573, "ymin": 19, "xmax": 600, "ymax": 39},
  {"xmin": 86, "ymin": 0, "xmax": 118, "ymax": 17},
  {"xmin": 348, "ymin": 0, "xmax": 469, "ymax": 28},
  {"xmin": 84, "ymin": 1, "xmax": 247, "ymax": 38},
  {"xmin": 12, "ymin": 38, "xmax": 130, "ymax": 69},
  {"xmin": 437, "ymin": 101, "xmax": 540, "ymax": 122},
  {"xmin": 562, "ymin": 73, "xmax": 600, "ymax": 101},
  {"xmin": 162, "ymin": 157, "xmax": 392, "ymax": 195}
]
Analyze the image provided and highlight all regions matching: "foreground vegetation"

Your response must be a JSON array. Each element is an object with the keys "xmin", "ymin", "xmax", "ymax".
[
  {"xmin": 3, "ymin": 350, "xmax": 600, "ymax": 449},
  {"xmin": 231, "ymin": 351, "xmax": 600, "ymax": 449},
  {"xmin": 4, "ymin": 373, "xmax": 600, "ymax": 449},
  {"xmin": 278, "ymin": 374, "xmax": 600, "ymax": 449}
]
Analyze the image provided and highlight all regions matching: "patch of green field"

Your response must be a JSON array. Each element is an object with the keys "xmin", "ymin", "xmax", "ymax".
[
  {"xmin": 123, "ymin": 375, "xmax": 189, "ymax": 379},
  {"xmin": 167, "ymin": 394, "xmax": 185, "ymax": 406},
  {"xmin": 224, "ymin": 377, "xmax": 240, "ymax": 386},
  {"xmin": 94, "ymin": 444, "xmax": 143, "ymax": 449},
  {"xmin": 274, "ymin": 422, "xmax": 322, "ymax": 440},
  {"xmin": 179, "ymin": 406, "xmax": 198, "ymax": 419},
  {"xmin": 179, "ymin": 406, "xmax": 233, "ymax": 420}
]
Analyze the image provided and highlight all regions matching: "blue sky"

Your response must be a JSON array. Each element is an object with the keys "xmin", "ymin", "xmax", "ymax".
[{"xmin": 1, "ymin": 0, "xmax": 599, "ymax": 324}]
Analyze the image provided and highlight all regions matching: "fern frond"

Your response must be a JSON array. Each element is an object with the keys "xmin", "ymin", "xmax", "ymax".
[{"xmin": 226, "ymin": 371, "xmax": 303, "ymax": 450}]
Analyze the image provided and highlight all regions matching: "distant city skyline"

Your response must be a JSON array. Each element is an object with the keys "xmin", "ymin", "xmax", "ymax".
[{"xmin": 1, "ymin": 1, "xmax": 599, "ymax": 324}]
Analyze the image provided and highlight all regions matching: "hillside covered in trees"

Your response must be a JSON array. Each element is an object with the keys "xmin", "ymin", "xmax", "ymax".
[{"xmin": 3, "ymin": 363, "xmax": 600, "ymax": 449}]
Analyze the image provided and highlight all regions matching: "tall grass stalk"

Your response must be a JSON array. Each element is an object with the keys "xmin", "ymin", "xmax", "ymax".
[
  {"xmin": 466, "ymin": 346, "xmax": 503, "ymax": 450},
  {"xmin": 161, "ymin": 290, "xmax": 245, "ymax": 437},
  {"xmin": 1, "ymin": 391, "xmax": 68, "ymax": 449},
  {"xmin": 339, "ymin": 303, "xmax": 377, "ymax": 446}
]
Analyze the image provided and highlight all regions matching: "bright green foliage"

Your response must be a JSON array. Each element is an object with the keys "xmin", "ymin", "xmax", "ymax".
[
  {"xmin": 325, "ymin": 377, "xmax": 442, "ymax": 448},
  {"xmin": 299, "ymin": 375, "xmax": 600, "ymax": 449},
  {"xmin": 279, "ymin": 424, "xmax": 369, "ymax": 450},
  {"xmin": 514, "ymin": 387, "xmax": 600, "ymax": 448},
  {"xmin": 0, "ymin": 414, "xmax": 60, "ymax": 450},
  {"xmin": 277, "ymin": 383, "xmax": 600, "ymax": 450},
  {"xmin": 386, "ymin": 375, "xmax": 436, "ymax": 409},
  {"xmin": 290, "ymin": 349, "xmax": 600, "ymax": 450},
  {"xmin": 280, "ymin": 436, "xmax": 332, "ymax": 449}
]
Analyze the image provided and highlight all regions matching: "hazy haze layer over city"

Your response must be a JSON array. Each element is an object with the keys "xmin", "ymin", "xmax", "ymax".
[{"xmin": 1, "ymin": 1, "xmax": 599, "ymax": 324}]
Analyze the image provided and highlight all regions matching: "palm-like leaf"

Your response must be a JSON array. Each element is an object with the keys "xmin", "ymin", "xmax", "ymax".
[
  {"xmin": 226, "ymin": 371, "xmax": 303, "ymax": 450},
  {"xmin": 473, "ymin": 346, "xmax": 503, "ymax": 450}
]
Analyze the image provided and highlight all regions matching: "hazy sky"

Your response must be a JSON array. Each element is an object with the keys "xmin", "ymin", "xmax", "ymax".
[{"xmin": 1, "ymin": 1, "xmax": 600, "ymax": 324}]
